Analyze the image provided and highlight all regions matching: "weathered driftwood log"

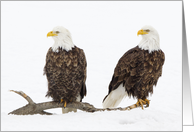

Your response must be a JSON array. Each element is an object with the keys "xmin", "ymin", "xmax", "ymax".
[{"xmin": 8, "ymin": 90, "xmax": 144, "ymax": 115}]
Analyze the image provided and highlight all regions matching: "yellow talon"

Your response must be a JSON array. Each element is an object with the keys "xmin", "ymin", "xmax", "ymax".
[
  {"xmin": 60, "ymin": 99, "xmax": 67, "ymax": 107},
  {"xmin": 136, "ymin": 99, "xmax": 147, "ymax": 110},
  {"xmin": 143, "ymin": 98, "xmax": 150, "ymax": 108},
  {"xmin": 64, "ymin": 101, "xmax": 67, "ymax": 107}
]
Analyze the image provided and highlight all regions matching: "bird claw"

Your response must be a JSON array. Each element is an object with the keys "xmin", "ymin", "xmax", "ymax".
[
  {"xmin": 59, "ymin": 99, "xmax": 67, "ymax": 108},
  {"xmin": 136, "ymin": 99, "xmax": 149, "ymax": 109},
  {"xmin": 144, "ymin": 98, "xmax": 150, "ymax": 108},
  {"xmin": 64, "ymin": 101, "xmax": 67, "ymax": 108}
]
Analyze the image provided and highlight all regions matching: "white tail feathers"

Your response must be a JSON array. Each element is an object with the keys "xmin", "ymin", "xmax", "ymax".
[{"xmin": 102, "ymin": 84, "xmax": 128, "ymax": 108}]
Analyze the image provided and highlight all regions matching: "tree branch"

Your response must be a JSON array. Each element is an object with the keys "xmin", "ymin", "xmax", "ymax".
[
  {"xmin": 9, "ymin": 90, "xmax": 35, "ymax": 105},
  {"xmin": 8, "ymin": 90, "xmax": 143, "ymax": 115}
]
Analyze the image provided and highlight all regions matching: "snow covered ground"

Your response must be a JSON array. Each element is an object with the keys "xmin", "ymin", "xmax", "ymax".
[{"xmin": 1, "ymin": 1, "xmax": 182, "ymax": 131}]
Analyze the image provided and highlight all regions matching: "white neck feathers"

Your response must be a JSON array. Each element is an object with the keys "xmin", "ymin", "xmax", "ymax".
[
  {"xmin": 138, "ymin": 37, "xmax": 160, "ymax": 53},
  {"xmin": 52, "ymin": 40, "xmax": 74, "ymax": 52}
]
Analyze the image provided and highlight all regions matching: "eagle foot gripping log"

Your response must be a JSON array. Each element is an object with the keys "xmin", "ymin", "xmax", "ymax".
[
  {"xmin": 135, "ymin": 99, "xmax": 150, "ymax": 110},
  {"xmin": 60, "ymin": 99, "xmax": 67, "ymax": 107}
]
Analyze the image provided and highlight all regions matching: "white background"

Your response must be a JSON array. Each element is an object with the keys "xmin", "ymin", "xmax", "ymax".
[{"xmin": 0, "ymin": 0, "xmax": 186, "ymax": 131}]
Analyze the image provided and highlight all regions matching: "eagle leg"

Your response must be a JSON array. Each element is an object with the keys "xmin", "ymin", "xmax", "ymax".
[
  {"xmin": 136, "ymin": 99, "xmax": 147, "ymax": 109},
  {"xmin": 60, "ymin": 99, "xmax": 67, "ymax": 107},
  {"xmin": 60, "ymin": 99, "xmax": 63, "ymax": 103},
  {"xmin": 64, "ymin": 101, "xmax": 67, "ymax": 107}
]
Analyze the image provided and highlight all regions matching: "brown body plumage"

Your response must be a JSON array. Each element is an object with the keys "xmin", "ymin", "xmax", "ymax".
[
  {"xmin": 103, "ymin": 46, "xmax": 165, "ymax": 101},
  {"xmin": 44, "ymin": 46, "xmax": 87, "ymax": 103}
]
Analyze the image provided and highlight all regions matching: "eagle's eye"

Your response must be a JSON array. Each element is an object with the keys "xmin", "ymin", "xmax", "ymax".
[
  {"xmin": 144, "ymin": 29, "xmax": 150, "ymax": 32},
  {"xmin": 55, "ymin": 31, "xmax": 60, "ymax": 34}
]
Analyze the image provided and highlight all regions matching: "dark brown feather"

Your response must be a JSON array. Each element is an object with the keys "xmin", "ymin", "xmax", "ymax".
[
  {"xmin": 44, "ymin": 46, "xmax": 87, "ymax": 103},
  {"xmin": 103, "ymin": 46, "xmax": 165, "ymax": 101}
]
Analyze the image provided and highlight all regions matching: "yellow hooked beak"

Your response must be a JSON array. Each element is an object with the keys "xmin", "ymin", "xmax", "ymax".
[
  {"xmin": 47, "ymin": 31, "xmax": 58, "ymax": 37},
  {"xmin": 137, "ymin": 29, "xmax": 148, "ymax": 36}
]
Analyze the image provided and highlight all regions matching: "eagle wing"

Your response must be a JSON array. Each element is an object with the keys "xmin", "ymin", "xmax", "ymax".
[
  {"xmin": 106, "ymin": 46, "xmax": 144, "ymax": 98},
  {"xmin": 78, "ymin": 49, "xmax": 87, "ymax": 101}
]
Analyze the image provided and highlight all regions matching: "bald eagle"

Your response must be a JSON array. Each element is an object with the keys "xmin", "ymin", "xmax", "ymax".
[
  {"xmin": 102, "ymin": 25, "xmax": 165, "ymax": 109},
  {"xmin": 44, "ymin": 26, "xmax": 87, "ymax": 114}
]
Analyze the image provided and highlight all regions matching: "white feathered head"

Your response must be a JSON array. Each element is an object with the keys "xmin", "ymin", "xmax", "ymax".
[
  {"xmin": 47, "ymin": 26, "xmax": 74, "ymax": 52},
  {"xmin": 137, "ymin": 25, "xmax": 160, "ymax": 53}
]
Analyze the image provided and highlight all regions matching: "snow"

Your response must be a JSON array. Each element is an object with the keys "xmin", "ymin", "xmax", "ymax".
[{"xmin": 1, "ymin": 1, "xmax": 182, "ymax": 131}]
